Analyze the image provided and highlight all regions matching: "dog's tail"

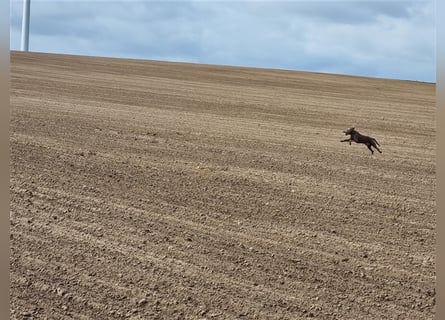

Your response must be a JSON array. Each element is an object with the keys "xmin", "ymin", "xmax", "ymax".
[{"xmin": 372, "ymin": 138, "xmax": 380, "ymax": 146}]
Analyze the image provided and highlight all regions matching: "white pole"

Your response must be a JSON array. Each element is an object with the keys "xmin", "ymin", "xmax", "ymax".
[{"xmin": 20, "ymin": 0, "xmax": 31, "ymax": 51}]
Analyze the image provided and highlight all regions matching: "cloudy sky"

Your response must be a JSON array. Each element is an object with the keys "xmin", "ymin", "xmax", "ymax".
[{"xmin": 10, "ymin": 0, "xmax": 436, "ymax": 82}]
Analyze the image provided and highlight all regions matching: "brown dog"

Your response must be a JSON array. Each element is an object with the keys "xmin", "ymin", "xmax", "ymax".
[{"xmin": 341, "ymin": 127, "xmax": 382, "ymax": 154}]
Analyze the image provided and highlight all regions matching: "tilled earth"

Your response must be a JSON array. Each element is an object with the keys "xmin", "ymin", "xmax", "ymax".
[{"xmin": 10, "ymin": 51, "xmax": 435, "ymax": 319}]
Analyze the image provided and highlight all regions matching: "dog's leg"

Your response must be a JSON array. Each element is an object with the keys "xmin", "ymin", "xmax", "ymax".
[
  {"xmin": 371, "ymin": 141, "xmax": 382, "ymax": 153},
  {"xmin": 372, "ymin": 138, "xmax": 380, "ymax": 146},
  {"xmin": 366, "ymin": 143, "xmax": 374, "ymax": 154},
  {"xmin": 340, "ymin": 138, "xmax": 351, "ymax": 143}
]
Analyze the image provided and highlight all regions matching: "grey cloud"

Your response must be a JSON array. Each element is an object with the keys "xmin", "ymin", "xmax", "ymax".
[{"xmin": 246, "ymin": 1, "xmax": 429, "ymax": 24}]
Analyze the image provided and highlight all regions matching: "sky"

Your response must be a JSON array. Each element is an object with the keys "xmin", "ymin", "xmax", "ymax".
[{"xmin": 10, "ymin": 0, "xmax": 436, "ymax": 83}]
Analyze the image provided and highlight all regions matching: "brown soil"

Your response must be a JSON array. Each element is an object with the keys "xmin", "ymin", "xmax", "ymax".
[{"xmin": 10, "ymin": 51, "xmax": 435, "ymax": 320}]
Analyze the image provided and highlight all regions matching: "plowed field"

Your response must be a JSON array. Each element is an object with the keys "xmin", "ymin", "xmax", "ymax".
[{"xmin": 10, "ymin": 51, "xmax": 436, "ymax": 319}]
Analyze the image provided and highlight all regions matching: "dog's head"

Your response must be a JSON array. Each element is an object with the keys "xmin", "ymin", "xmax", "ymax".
[{"xmin": 343, "ymin": 127, "xmax": 356, "ymax": 135}]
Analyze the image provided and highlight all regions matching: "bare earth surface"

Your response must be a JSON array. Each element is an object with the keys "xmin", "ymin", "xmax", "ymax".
[{"xmin": 10, "ymin": 51, "xmax": 435, "ymax": 320}]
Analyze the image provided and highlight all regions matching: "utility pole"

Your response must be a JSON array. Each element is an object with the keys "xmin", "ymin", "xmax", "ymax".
[{"xmin": 20, "ymin": 0, "xmax": 31, "ymax": 51}]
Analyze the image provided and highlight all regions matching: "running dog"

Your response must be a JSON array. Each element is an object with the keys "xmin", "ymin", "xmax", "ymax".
[{"xmin": 341, "ymin": 127, "xmax": 382, "ymax": 154}]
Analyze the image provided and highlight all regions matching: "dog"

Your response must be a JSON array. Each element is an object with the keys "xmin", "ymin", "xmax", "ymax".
[{"xmin": 341, "ymin": 127, "xmax": 382, "ymax": 154}]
